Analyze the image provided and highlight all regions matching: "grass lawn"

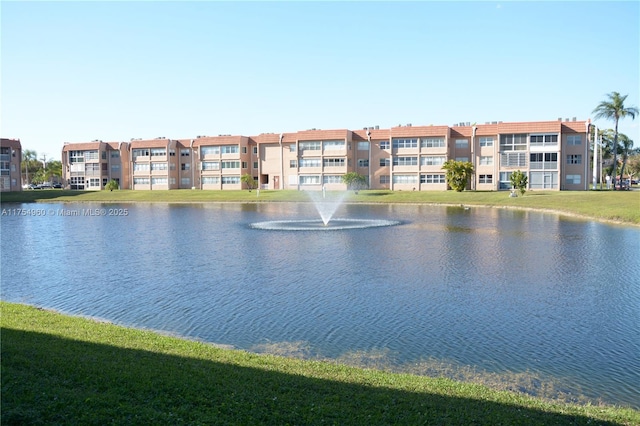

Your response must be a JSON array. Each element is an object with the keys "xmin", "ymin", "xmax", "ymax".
[
  {"xmin": 2, "ymin": 302, "xmax": 639, "ymax": 425},
  {"xmin": 1, "ymin": 188, "xmax": 639, "ymax": 225}
]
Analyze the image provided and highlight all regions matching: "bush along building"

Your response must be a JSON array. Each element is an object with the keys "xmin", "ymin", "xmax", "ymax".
[{"xmin": 60, "ymin": 118, "xmax": 591, "ymax": 191}]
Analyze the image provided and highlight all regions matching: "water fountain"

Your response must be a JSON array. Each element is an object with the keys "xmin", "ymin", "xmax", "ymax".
[{"xmin": 250, "ymin": 188, "xmax": 400, "ymax": 231}]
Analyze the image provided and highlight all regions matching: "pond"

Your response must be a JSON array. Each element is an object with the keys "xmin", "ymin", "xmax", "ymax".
[{"xmin": 1, "ymin": 202, "xmax": 639, "ymax": 408}]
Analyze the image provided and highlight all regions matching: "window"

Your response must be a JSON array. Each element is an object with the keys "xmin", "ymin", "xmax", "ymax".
[
  {"xmin": 300, "ymin": 158, "xmax": 321, "ymax": 168},
  {"xmin": 133, "ymin": 149, "xmax": 149, "ymax": 158},
  {"xmin": 290, "ymin": 144, "xmax": 296, "ymax": 152},
  {"xmin": 566, "ymin": 174, "xmax": 581, "ymax": 184},
  {"xmin": 358, "ymin": 159, "xmax": 369, "ymax": 167},
  {"xmin": 479, "ymin": 156, "xmax": 493, "ymax": 165},
  {"xmin": 134, "ymin": 177, "xmax": 150, "ymax": 185},
  {"xmin": 379, "ymin": 175, "xmax": 390, "ymax": 184},
  {"xmin": 420, "ymin": 174, "xmax": 446, "ymax": 184},
  {"xmin": 88, "ymin": 178, "xmax": 100, "ymax": 187},
  {"xmin": 84, "ymin": 163, "xmax": 100, "ymax": 173},
  {"xmin": 134, "ymin": 163, "xmax": 150, "ymax": 171},
  {"xmin": 221, "ymin": 161, "xmax": 240, "ymax": 169},
  {"xmin": 530, "ymin": 171, "xmax": 558, "ymax": 189},
  {"xmin": 501, "ymin": 152, "xmax": 527, "ymax": 167},
  {"xmin": 358, "ymin": 141, "xmax": 369, "ymax": 150},
  {"xmin": 202, "ymin": 176, "xmax": 220, "ymax": 184},
  {"xmin": 152, "ymin": 177, "xmax": 167, "ymax": 185},
  {"xmin": 110, "ymin": 151, "xmax": 120, "ymax": 158},
  {"xmin": 299, "ymin": 141, "xmax": 321, "ymax": 151},
  {"xmin": 221, "ymin": 145, "xmax": 238, "ymax": 154},
  {"xmin": 380, "ymin": 158, "xmax": 390, "ymax": 167},
  {"xmin": 500, "ymin": 134, "xmax": 527, "ymax": 151},
  {"xmin": 567, "ymin": 154, "xmax": 582, "ymax": 165},
  {"xmin": 84, "ymin": 151, "xmax": 99, "ymax": 161},
  {"xmin": 455, "ymin": 139, "xmax": 468, "ymax": 149},
  {"xmin": 392, "ymin": 138, "xmax": 418, "ymax": 149},
  {"xmin": 299, "ymin": 175, "xmax": 321, "ymax": 185},
  {"xmin": 391, "ymin": 174, "xmax": 416, "ymax": 184},
  {"xmin": 181, "ymin": 177, "xmax": 190, "ymax": 185},
  {"xmin": 529, "ymin": 152, "xmax": 558, "ymax": 169},
  {"xmin": 324, "ymin": 158, "xmax": 345, "ymax": 167},
  {"xmin": 567, "ymin": 135, "xmax": 582, "ymax": 145},
  {"xmin": 222, "ymin": 176, "xmax": 240, "ymax": 184},
  {"xmin": 242, "ymin": 162, "xmax": 248, "ymax": 169},
  {"xmin": 393, "ymin": 156, "xmax": 418, "ymax": 166},
  {"xmin": 180, "ymin": 149, "xmax": 190, "ymax": 156},
  {"xmin": 169, "ymin": 149, "xmax": 176, "ymax": 156},
  {"xmin": 202, "ymin": 161, "xmax": 220, "ymax": 171},
  {"xmin": 253, "ymin": 162, "xmax": 258, "ymax": 169},
  {"xmin": 170, "ymin": 163, "xmax": 176, "ymax": 170},
  {"xmin": 455, "ymin": 157, "xmax": 469, "ymax": 162},
  {"xmin": 479, "ymin": 174, "xmax": 493, "ymax": 184},
  {"xmin": 420, "ymin": 156, "xmax": 446, "ymax": 166},
  {"xmin": 290, "ymin": 160, "xmax": 297, "ymax": 168},
  {"xmin": 151, "ymin": 148, "xmax": 166, "ymax": 156},
  {"xmin": 479, "ymin": 137, "xmax": 494, "ymax": 147},
  {"xmin": 253, "ymin": 147, "xmax": 258, "ymax": 154},
  {"xmin": 421, "ymin": 138, "xmax": 445, "ymax": 148},
  {"xmin": 181, "ymin": 163, "xmax": 190, "ymax": 171},
  {"xmin": 323, "ymin": 175, "xmax": 342, "ymax": 184},
  {"xmin": 151, "ymin": 162, "xmax": 168, "ymax": 171},
  {"xmin": 111, "ymin": 164, "xmax": 120, "ymax": 171},
  {"xmin": 530, "ymin": 134, "xmax": 558, "ymax": 147},
  {"xmin": 169, "ymin": 178, "xmax": 176, "ymax": 184},
  {"xmin": 379, "ymin": 141, "xmax": 390, "ymax": 150},
  {"xmin": 242, "ymin": 147, "xmax": 247, "ymax": 154},
  {"xmin": 201, "ymin": 146, "xmax": 219, "ymax": 156},
  {"xmin": 499, "ymin": 171, "xmax": 513, "ymax": 190},
  {"xmin": 69, "ymin": 151, "xmax": 84, "ymax": 163},
  {"xmin": 323, "ymin": 141, "xmax": 345, "ymax": 150}
]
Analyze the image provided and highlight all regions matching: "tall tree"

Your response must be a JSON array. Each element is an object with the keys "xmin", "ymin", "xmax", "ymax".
[
  {"xmin": 21, "ymin": 149, "xmax": 38, "ymax": 185},
  {"xmin": 617, "ymin": 134, "xmax": 635, "ymax": 186},
  {"xmin": 592, "ymin": 92, "xmax": 639, "ymax": 189}
]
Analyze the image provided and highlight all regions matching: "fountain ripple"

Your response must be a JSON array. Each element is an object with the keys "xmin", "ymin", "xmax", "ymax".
[{"xmin": 250, "ymin": 218, "xmax": 400, "ymax": 231}]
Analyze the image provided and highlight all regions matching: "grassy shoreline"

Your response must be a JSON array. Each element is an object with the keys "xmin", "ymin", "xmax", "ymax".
[
  {"xmin": 2, "ymin": 301, "xmax": 639, "ymax": 425},
  {"xmin": 1, "ymin": 189, "xmax": 639, "ymax": 225}
]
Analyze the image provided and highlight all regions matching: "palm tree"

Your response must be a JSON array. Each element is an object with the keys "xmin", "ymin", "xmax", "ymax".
[
  {"xmin": 22, "ymin": 149, "xmax": 37, "ymax": 185},
  {"xmin": 617, "ymin": 134, "xmax": 634, "ymax": 186},
  {"xmin": 592, "ymin": 92, "xmax": 639, "ymax": 189}
]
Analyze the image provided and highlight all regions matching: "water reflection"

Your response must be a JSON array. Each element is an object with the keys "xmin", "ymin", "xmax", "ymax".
[{"xmin": 1, "ymin": 202, "xmax": 639, "ymax": 408}]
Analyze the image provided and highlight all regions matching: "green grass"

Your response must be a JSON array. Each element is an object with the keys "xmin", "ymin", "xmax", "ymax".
[
  {"xmin": 2, "ymin": 302, "xmax": 639, "ymax": 425},
  {"xmin": 2, "ymin": 188, "xmax": 639, "ymax": 224}
]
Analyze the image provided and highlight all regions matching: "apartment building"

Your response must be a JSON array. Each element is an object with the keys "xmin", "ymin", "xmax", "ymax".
[
  {"xmin": 61, "ymin": 141, "xmax": 130, "ymax": 190},
  {"xmin": 60, "ymin": 118, "xmax": 591, "ymax": 191},
  {"xmin": 0, "ymin": 138, "xmax": 22, "ymax": 192}
]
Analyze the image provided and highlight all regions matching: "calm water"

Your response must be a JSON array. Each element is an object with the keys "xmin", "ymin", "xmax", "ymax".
[{"xmin": 1, "ymin": 202, "xmax": 639, "ymax": 408}]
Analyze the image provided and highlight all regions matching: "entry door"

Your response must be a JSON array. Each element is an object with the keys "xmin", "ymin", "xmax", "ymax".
[{"xmin": 274, "ymin": 176, "xmax": 280, "ymax": 189}]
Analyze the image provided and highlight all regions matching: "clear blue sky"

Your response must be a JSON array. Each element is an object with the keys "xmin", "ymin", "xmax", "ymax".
[{"xmin": 2, "ymin": 1, "xmax": 638, "ymax": 161}]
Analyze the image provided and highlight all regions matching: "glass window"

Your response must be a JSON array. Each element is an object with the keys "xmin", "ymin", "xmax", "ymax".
[
  {"xmin": 323, "ymin": 158, "xmax": 345, "ymax": 167},
  {"xmin": 379, "ymin": 141, "xmax": 390, "ymax": 150},
  {"xmin": 379, "ymin": 175, "xmax": 390, "ymax": 184},
  {"xmin": 379, "ymin": 158, "xmax": 390, "ymax": 167},
  {"xmin": 567, "ymin": 135, "xmax": 582, "ymax": 145},
  {"xmin": 202, "ymin": 161, "xmax": 220, "ymax": 171},
  {"xmin": 393, "ymin": 156, "xmax": 418, "ymax": 166},
  {"xmin": 567, "ymin": 154, "xmax": 582, "ymax": 165},
  {"xmin": 421, "ymin": 138, "xmax": 445, "ymax": 148},
  {"xmin": 299, "ymin": 141, "xmax": 321, "ymax": 151},
  {"xmin": 358, "ymin": 141, "xmax": 370, "ymax": 150},
  {"xmin": 420, "ymin": 174, "xmax": 446, "ymax": 184},
  {"xmin": 151, "ymin": 162, "xmax": 168, "ymax": 171},
  {"xmin": 393, "ymin": 174, "xmax": 418, "ymax": 184},
  {"xmin": 479, "ymin": 156, "xmax": 493, "ymax": 165},
  {"xmin": 323, "ymin": 141, "xmax": 345, "ymax": 150},
  {"xmin": 181, "ymin": 149, "xmax": 190, "ymax": 156},
  {"xmin": 151, "ymin": 148, "xmax": 166, "ymax": 156},
  {"xmin": 357, "ymin": 159, "xmax": 369, "ymax": 167},
  {"xmin": 299, "ymin": 158, "xmax": 321, "ymax": 168},
  {"xmin": 181, "ymin": 163, "xmax": 190, "ymax": 170},
  {"xmin": 455, "ymin": 139, "xmax": 468, "ymax": 148},
  {"xmin": 479, "ymin": 137, "xmax": 494, "ymax": 147},
  {"xmin": 323, "ymin": 175, "xmax": 342, "ymax": 184},
  {"xmin": 299, "ymin": 175, "xmax": 321, "ymax": 185},
  {"xmin": 500, "ymin": 134, "xmax": 527, "ymax": 151},
  {"xmin": 222, "ymin": 176, "xmax": 240, "ymax": 184},
  {"xmin": 201, "ymin": 146, "xmax": 219, "ymax": 156},
  {"xmin": 566, "ymin": 174, "xmax": 581, "ymax": 184},
  {"xmin": 221, "ymin": 145, "xmax": 239, "ymax": 154},
  {"xmin": 202, "ymin": 176, "xmax": 220, "ymax": 184},
  {"xmin": 392, "ymin": 138, "xmax": 418, "ymax": 149},
  {"xmin": 479, "ymin": 174, "xmax": 493, "ymax": 184},
  {"xmin": 222, "ymin": 161, "xmax": 240, "ymax": 169},
  {"xmin": 290, "ymin": 160, "xmax": 297, "ymax": 168}
]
